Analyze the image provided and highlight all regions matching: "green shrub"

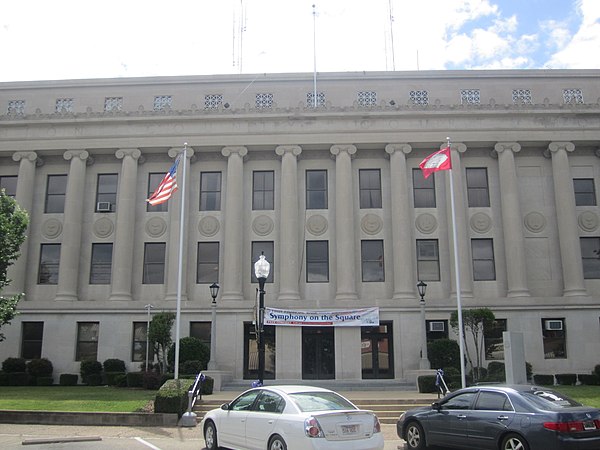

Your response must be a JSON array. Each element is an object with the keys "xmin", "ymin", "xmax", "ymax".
[
  {"xmin": 127, "ymin": 372, "xmax": 144, "ymax": 388},
  {"xmin": 578, "ymin": 374, "xmax": 600, "ymax": 386},
  {"xmin": 2, "ymin": 357, "xmax": 26, "ymax": 373},
  {"xmin": 417, "ymin": 375, "xmax": 437, "ymax": 393},
  {"xmin": 143, "ymin": 371, "xmax": 163, "ymax": 390},
  {"xmin": 105, "ymin": 371, "xmax": 126, "ymax": 386},
  {"xmin": 80, "ymin": 360, "xmax": 103, "ymax": 384},
  {"xmin": 526, "ymin": 362, "xmax": 533, "ymax": 381},
  {"xmin": 103, "ymin": 359, "xmax": 126, "ymax": 373},
  {"xmin": 555, "ymin": 373, "xmax": 577, "ymax": 385},
  {"xmin": 86, "ymin": 373, "xmax": 103, "ymax": 386},
  {"xmin": 154, "ymin": 378, "xmax": 194, "ymax": 416},
  {"xmin": 0, "ymin": 371, "xmax": 8, "ymax": 386},
  {"xmin": 533, "ymin": 374, "xmax": 554, "ymax": 385},
  {"xmin": 59, "ymin": 374, "xmax": 78, "ymax": 386},
  {"xmin": 7, "ymin": 372, "xmax": 29, "ymax": 386},
  {"xmin": 181, "ymin": 360, "xmax": 203, "ymax": 375},
  {"xmin": 594, "ymin": 364, "xmax": 600, "ymax": 378},
  {"xmin": 427, "ymin": 339, "xmax": 460, "ymax": 371},
  {"xmin": 167, "ymin": 337, "xmax": 210, "ymax": 372},
  {"xmin": 26, "ymin": 358, "xmax": 53, "ymax": 378},
  {"xmin": 485, "ymin": 362, "xmax": 506, "ymax": 382},
  {"xmin": 36, "ymin": 376, "xmax": 54, "ymax": 386},
  {"xmin": 201, "ymin": 376, "xmax": 214, "ymax": 395}
]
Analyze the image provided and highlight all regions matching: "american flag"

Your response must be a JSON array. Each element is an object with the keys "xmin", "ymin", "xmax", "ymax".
[{"xmin": 147, "ymin": 157, "xmax": 180, "ymax": 205}]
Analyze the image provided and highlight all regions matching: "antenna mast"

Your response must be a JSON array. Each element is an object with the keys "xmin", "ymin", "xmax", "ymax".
[{"xmin": 387, "ymin": 0, "xmax": 396, "ymax": 71}]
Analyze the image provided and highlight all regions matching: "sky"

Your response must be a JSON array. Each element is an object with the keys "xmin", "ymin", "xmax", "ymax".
[{"xmin": 1, "ymin": 0, "xmax": 599, "ymax": 82}]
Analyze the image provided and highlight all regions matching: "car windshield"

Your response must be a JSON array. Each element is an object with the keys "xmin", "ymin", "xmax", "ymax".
[
  {"xmin": 289, "ymin": 392, "xmax": 356, "ymax": 412},
  {"xmin": 521, "ymin": 389, "xmax": 582, "ymax": 410}
]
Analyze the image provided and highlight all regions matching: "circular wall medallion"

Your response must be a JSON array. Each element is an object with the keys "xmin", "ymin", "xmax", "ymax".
[
  {"xmin": 306, "ymin": 214, "xmax": 328, "ymax": 236},
  {"xmin": 93, "ymin": 217, "xmax": 114, "ymax": 238},
  {"xmin": 252, "ymin": 215, "xmax": 274, "ymax": 236},
  {"xmin": 415, "ymin": 213, "xmax": 438, "ymax": 234},
  {"xmin": 145, "ymin": 217, "xmax": 167, "ymax": 238},
  {"xmin": 470, "ymin": 212, "xmax": 492, "ymax": 234},
  {"xmin": 361, "ymin": 213, "xmax": 383, "ymax": 235},
  {"xmin": 578, "ymin": 211, "xmax": 599, "ymax": 232},
  {"xmin": 524, "ymin": 212, "xmax": 546, "ymax": 233},
  {"xmin": 42, "ymin": 218, "xmax": 63, "ymax": 239},
  {"xmin": 199, "ymin": 216, "xmax": 220, "ymax": 237}
]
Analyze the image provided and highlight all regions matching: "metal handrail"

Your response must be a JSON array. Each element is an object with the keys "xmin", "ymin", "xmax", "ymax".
[{"xmin": 186, "ymin": 372, "xmax": 205, "ymax": 414}]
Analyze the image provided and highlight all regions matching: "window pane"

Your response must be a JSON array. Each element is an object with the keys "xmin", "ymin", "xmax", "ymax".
[
  {"xmin": 306, "ymin": 170, "xmax": 327, "ymax": 209},
  {"xmin": 21, "ymin": 322, "xmax": 44, "ymax": 360},
  {"xmin": 484, "ymin": 319, "xmax": 507, "ymax": 360},
  {"xmin": 251, "ymin": 242, "xmax": 274, "ymax": 283},
  {"xmin": 580, "ymin": 237, "xmax": 600, "ymax": 279},
  {"xmin": 147, "ymin": 173, "xmax": 168, "ymax": 212},
  {"xmin": 197, "ymin": 242, "xmax": 219, "ymax": 283},
  {"xmin": 96, "ymin": 174, "xmax": 118, "ymax": 211},
  {"xmin": 359, "ymin": 169, "xmax": 382, "ymax": 208},
  {"xmin": 132, "ymin": 322, "xmax": 147, "ymax": 362},
  {"xmin": 413, "ymin": 169, "xmax": 436, "ymax": 208},
  {"xmin": 45, "ymin": 175, "xmax": 67, "ymax": 213},
  {"xmin": 38, "ymin": 244, "xmax": 61, "ymax": 284},
  {"xmin": 574, "ymin": 179, "xmax": 596, "ymax": 206},
  {"xmin": 143, "ymin": 243, "xmax": 165, "ymax": 284},
  {"xmin": 76, "ymin": 322, "xmax": 99, "ymax": 361},
  {"xmin": 90, "ymin": 243, "xmax": 113, "ymax": 284},
  {"xmin": 200, "ymin": 172, "xmax": 222, "ymax": 211},
  {"xmin": 306, "ymin": 241, "xmax": 329, "ymax": 282},
  {"xmin": 542, "ymin": 319, "xmax": 566, "ymax": 359},
  {"xmin": 0, "ymin": 176, "xmax": 17, "ymax": 197},
  {"xmin": 472, "ymin": 239, "xmax": 495, "ymax": 281},
  {"xmin": 466, "ymin": 168, "xmax": 490, "ymax": 207},
  {"xmin": 190, "ymin": 322, "xmax": 212, "ymax": 346},
  {"xmin": 253, "ymin": 171, "xmax": 274, "ymax": 210},
  {"xmin": 417, "ymin": 240, "xmax": 440, "ymax": 281},
  {"xmin": 361, "ymin": 240, "xmax": 384, "ymax": 282}
]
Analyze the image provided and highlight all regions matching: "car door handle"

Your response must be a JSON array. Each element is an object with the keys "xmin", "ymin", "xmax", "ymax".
[
  {"xmin": 457, "ymin": 414, "xmax": 467, "ymax": 419},
  {"xmin": 497, "ymin": 415, "xmax": 509, "ymax": 421},
  {"xmin": 268, "ymin": 420, "xmax": 274, "ymax": 424}
]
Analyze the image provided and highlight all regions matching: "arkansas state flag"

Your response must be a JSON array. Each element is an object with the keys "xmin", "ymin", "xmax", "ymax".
[{"xmin": 419, "ymin": 146, "xmax": 452, "ymax": 179}]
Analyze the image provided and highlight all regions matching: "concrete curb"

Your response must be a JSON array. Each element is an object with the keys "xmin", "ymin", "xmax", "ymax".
[{"xmin": 0, "ymin": 410, "xmax": 178, "ymax": 427}]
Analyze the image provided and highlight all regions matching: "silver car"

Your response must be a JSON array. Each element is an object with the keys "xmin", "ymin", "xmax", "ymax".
[
  {"xmin": 397, "ymin": 384, "xmax": 600, "ymax": 450},
  {"xmin": 201, "ymin": 385, "xmax": 384, "ymax": 450}
]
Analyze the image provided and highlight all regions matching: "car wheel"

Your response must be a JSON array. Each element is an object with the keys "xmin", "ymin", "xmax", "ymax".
[
  {"xmin": 204, "ymin": 421, "xmax": 218, "ymax": 450},
  {"xmin": 268, "ymin": 434, "xmax": 287, "ymax": 450},
  {"xmin": 405, "ymin": 421, "xmax": 426, "ymax": 450},
  {"xmin": 501, "ymin": 433, "xmax": 529, "ymax": 450}
]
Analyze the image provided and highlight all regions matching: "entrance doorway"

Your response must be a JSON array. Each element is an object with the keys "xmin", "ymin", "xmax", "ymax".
[
  {"xmin": 361, "ymin": 322, "xmax": 394, "ymax": 379},
  {"xmin": 302, "ymin": 327, "xmax": 335, "ymax": 380}
]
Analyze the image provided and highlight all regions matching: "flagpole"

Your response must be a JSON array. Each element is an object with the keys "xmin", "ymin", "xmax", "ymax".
[
  {"xmin": 312, "ymin": 4, "xmax": 318, "ymax": 108},
  {"xmin": 174, "ymin": 143, "xmax": 188, "ymax": 380},
  {"xmin": 447, "ymin": 137, "xmax": 467, "ymax": 388}
]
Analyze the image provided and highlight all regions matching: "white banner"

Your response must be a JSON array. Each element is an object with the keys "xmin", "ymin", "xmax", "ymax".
[{"xmin": 264, "ymin": 307, "xmax": 380, "ymax": 327}]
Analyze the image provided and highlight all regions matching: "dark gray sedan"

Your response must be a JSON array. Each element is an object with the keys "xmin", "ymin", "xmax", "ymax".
[{"xmin": 397, "ymin": 384, "xmax": 600, "ymax": 450}]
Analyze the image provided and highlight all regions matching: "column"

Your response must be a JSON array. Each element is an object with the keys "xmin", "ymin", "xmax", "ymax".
[
  {"xmin": 165, "ymin": 147, "xmax": 194, "ymax": 302},
  {"xmin": 446, "ymin": 143, "xmax": 473, "ymax": 298},
  {"xmin": 109, "ymin": 148, "xmax": 141, "ymax": 301},
  {"xmin": 55, "ymin": 150, "xmax": 89, "ymax": 301},
  {"xmin": 5, "ymin": 151, "xmax": 38, "ymax": 297},
  {"xmin": 494, "ymin": 142, "xmax": 530, "ymax": 297},
  {"xmin": 385, "ymin": 144, "xmax": 416, "ymax": 300},
  {"xmin": 330, "ymin": 145, "xmax": 358, "ymax": 302},
  {"xmin": 220, "ymin": 146, "xmax": 248, "ymax": 301},
  {"xmin": 548, "ymin": 142, "xmax": 587, "ymax": 296},
  {"xmin": 275, "ymin": 145, "xmax": 302, "ymax": 301}
]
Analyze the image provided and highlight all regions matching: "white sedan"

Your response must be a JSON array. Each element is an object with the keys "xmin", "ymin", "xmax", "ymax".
[{"xmin": 200, "ymin": 385, "xmax": 384, "ymax": 450}]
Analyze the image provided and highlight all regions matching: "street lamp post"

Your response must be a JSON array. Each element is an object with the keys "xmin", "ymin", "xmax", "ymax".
[
  {"xmin": 144, "ymin": 304, "xmax": 154, "ymax": 372},
  {"xmin": 417, "ymin": 281, "xmax": 430, "ymax": 370},
  {"xmin": 208, "ymin": 283, "xmax": 220, "ymax": 370},
  {"xmin": 254, "ymin": 253, "xmax": 270, "ymax": 386}
]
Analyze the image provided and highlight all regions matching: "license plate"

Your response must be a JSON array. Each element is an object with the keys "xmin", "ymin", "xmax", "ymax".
[
  {"xmin": 341, "ymin": 424, "xmax": 359, "ymax": 435},
  {"xmin": 583, "ymin": 421, "xmax": 597, "ymax": 430}
]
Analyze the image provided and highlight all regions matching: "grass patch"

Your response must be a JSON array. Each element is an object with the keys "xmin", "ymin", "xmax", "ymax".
[
  {"xmin": 0, "ymin": 386, "xmax": 156, "ymax": 413},
  {"xmin": 551, "ymin": 385, "xmax": 600, "ymax": 408}
]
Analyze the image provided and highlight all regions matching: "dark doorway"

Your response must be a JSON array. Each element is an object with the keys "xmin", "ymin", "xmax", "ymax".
[
  {"xmin": 302, "ymin": 327, "xmax": 335, "ymax": 380},
  {"xmin": 243, "ymin": 322, "xmax": 276, "ymax": 380},
  {"xmin": 361, "ymin": 322, "xmax": 394, "ymax": 379}
]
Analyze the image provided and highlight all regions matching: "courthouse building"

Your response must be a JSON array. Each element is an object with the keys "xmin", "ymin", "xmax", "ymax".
[{"xmin": 0, "ymin": 69, "xmax": 599, "ymax": 387}]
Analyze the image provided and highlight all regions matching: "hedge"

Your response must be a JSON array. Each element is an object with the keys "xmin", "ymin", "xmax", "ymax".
[
  {"xmin": 154, "ymin": 378, "xmax": 194, "ymax": 417},
  {"xmin": 127, "ymin": 372, "xmax": 144, "ymax": 388},
  {"xmin": 105, "ymin": 371, "xmax": 127, "ymax": 387},
  {"xmin": 533, "ymin": 374, "xmax": 554, "ymax": 385},
  {"xmin": 578, "ymin": 374, "xmax": 600, "ymax": 386},
  {"xmin": 59, "ymin": 374, "xmax": 78, "ymax": 386},
  {"xmin": 2, "ymin": 357, "xmax": 26, "ymax": 373},
  {"xmin": 417, "ymin": 375, "xmax": 437, "ymax": 393},
  {"xmin": 36, "ymin": 376, "xmax": 54, "ymax": 386},
  {"xmin": 555, "ymin": 373, "xmax": 577, "ymax": 386}
]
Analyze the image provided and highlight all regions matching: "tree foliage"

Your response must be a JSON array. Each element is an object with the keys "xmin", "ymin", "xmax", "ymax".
[
  {"xmin": 0, "ymin": 190, "xmax": 29, "ymax": 341},
  {"xmin": 450, "ymin": 308, "xmax": 495, "ymax": 381},
  {"xmin": 148, "ymin": 311, "xmax": 175, "ymax": 374}
]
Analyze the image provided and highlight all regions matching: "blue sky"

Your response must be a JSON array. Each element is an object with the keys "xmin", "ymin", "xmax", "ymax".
[{"xmin": 0, "ymin": 0, "xmax": 598, "ymax": 82}]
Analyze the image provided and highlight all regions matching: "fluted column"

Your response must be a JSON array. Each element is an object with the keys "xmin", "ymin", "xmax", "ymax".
[
  {"xmin": 5, "ymin": 151, "xmax": 38, "ymax": 297},
  {"xmin": 548, "ymin": 142, "xmax": 587, "ymax": 296},
  {"xmin": 385, "ymin": 144, "xmax": 415, "ymax": 300},
  {"xmin": 221, "ymin": 146, "xmax": 248, "ymax": 301},
  {"xmin": 330, "ymin": 145, "xmax": 358, "ymax": 302},
  {"xmin": 165, "ymin": 147, "xmax": 194, "ymax": 302},
  {"xmin": 495, "ymin": 142, "xmax": 530, "ymax": 297},
  {"xmin": 109, "ymin": 148, "xmax": 141, "ymax": 301},
  {"xmin": 276, "ymin": 145, "xmax": 302, "ymax": 301},
  {"xmin": 446, "ymin": 143, "xmax": 473, "ymax": 298},
  {"xmin": 55, "ymin": 150, "xmax": 89, "ymax": 301}
]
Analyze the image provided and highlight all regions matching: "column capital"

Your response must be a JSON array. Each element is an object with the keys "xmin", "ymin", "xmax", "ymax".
[
  {"xmin": 330, "ymin": 144, "xmax": 357, "ymax": 157},
  {"xmin": 275, "ymin": 145, "xmax": 302, "ymax": 157},
  {"xmin": 116, "ymin": 148, "xmax": 141, "ymax": 160},
  {"xmin": 548, "ymin": 142, "xmax": 575, "ymax": 154},
  {"xmin": 12, "ymin": 151, "xmax": 38, "ymax": 163},
  {"xmin": 447, "ymin": 142, "xmax": 467, "ymax": 153},
  {"xmin": 385, "ymin": 143, "xmax": 412, "ymax": 155},
  {"xmin": 222, "ymin": 146, "xmax": 248, "ymax": 158},
  {"xmin": 169, "ymin": 146, "xmax": 194, "ymax": 158},
  {"xmin": 63, "ymin": 150, "xmax": 89, "ymax": 161},
  {"xmin": 494, "ymin": 142, "xmax": 522, "ymax": 154}
]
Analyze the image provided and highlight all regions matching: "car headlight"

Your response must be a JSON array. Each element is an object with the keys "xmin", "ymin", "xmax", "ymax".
[{"xmin": 398, "ymin": 412, "xmax": 405, "ymax": 422}]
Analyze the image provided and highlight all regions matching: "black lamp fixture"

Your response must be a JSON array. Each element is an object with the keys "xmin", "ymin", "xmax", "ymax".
[
  {"xmin": 417, "ymin": 280, "xmax": 427, "ymax": 301},
  {"xmin": 254, "ymin": 252, "xmax": 270, "ymax": 386},
  {"xmin": 209, "ymin": 282, "xmax": 220, "ymax": 304}
]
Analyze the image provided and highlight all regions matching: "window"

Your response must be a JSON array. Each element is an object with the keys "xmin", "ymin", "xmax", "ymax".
[
  {"xmin": 306, "ymin": 170, "xmax": 327, "ymax": 209},
  {"xmin": 8, "ymin": 99, "xmax": 25, "ymax": 115},
  {"xmin": 472, "ymin": 239, "xmax": 496, "ymax": 281},
  {"xmin": 76, "ymin": 322, "xmax": 99, "ymax": 361},
  {"xmin": 563, "ymin": 88, "xmax": 584, "ymax": 104},
  {"xmin": 190, "ymin": 322, "xmax": 211, "ymax": 347},
  {"xmin": 466, "ymin": 168, "xmax": 490, "ymax": 207},
  {"xmin": 147, "ymin": 173, "xmax": 168, "ymax": 212},
  {"xmin": 132, "ymin": 322, "xmax": 147, "ymax": 362},
  {"xmin": 89, "ymin": 243, "xmax": 113, "ymax": 284},
  {"xmin": 197, "ymin": 242, "xmax": 219, "ymax": 283},
  {"xmin": 205, "ymin": 94, "xmax": 223, "ymax": 109},
  {"xmin": 200, "ymin": 172, "xmax": 222, "ymax": 211},
  {"xmin": 38, "ymin": 244, "xmax": 60, "ymax": 284},
  {"xmin": 154, "ymin": 95, "xmax": 172, "ymax": 110},
  {"xmin": 580, "ymin": 237, "xmax": 600, "ymax": 279},
  {"xmin": 244, "ymin": 322, "xmax": 276, "ymax": 379},
  {"xmin": 358, "ymin": 91, "xmax": 377, "ymax": 107},
  {"xmin": 0, "ymin": 175, "xmax": 17, "ymax": 197},
  {"xmin": 361, "ymin": 240, "xmax": 384, "ymax": 282},
  {"xmin": 426, "ymin": 320, "xmax": 448, "ymax": 341},
  {"xmin": 55, "ymin": 98, "xmax": 73, "ymax": 113},
  {"xmin": 542, "ymin": 318, "xmax": 566, "ymax": 359},
  {"xmin": 21, "ymin": 322, "xmax": 44, "ymax": 360},
  {"xmin": 417, "ymin": 240, "xmax": 440, "ymax": 281},
  {"xmin": 95, "ymin": 174, "xmax": 118, "ymax": 212},
  {"xmin": 143, "ymin": 243, "xmax": 166, "ymax": 284},
  {"xmin": 441, "ymin": 392, "xmax": 476, "ymax": 410},
  {"xmin": 512, "ymin": 89, "xmax": 532, "ymax": 105},
  {"xmin": 251, "ymin": 242, "xmax": 274, "ymax": 283},
  {"xmin": 359, "ymin": 169, "xmax": 382, "ymax": 208},
  {"xmin": 253, "ymin": 171, "xmax": 274, "ymax": 210},
  {"xmin": 255, "ymin": 391, "xmax": 285, "ymax": 413},
  {"xmin": 45, "ymin": 175, "xmax": 67, "ymax": 213},
  {"xmin": 413, "ymin": 168, "xmax": 436, "ymax": 207},
  {"xmin": 306, "ymin": 91, "xmax": 325, "ymax": 108},
  {"xmin": 306, "ymin": 241, "xmax": 329, "ymax": 282},
  {"xmin": 104, "ymin": 97, "xmax": 123, "ymax": 112},
  {"xmin": 484, "ymin": 319, "xmax": 507, "ymax": 360},
  {"xmin": 474, "ymin": 391, "xmax": 513, "ymax": 411},
  {"xmin": 573, "ymin": 179, "xmax": 596, "ymax": 206},
  {"xmin": 460, "ymin": 89, "xmax": 480, "ymax": 105},
  {"xmin": 409, "ymin": 90, "xmax": 428, "ymax": 105},
  {"xmin": 255, "ymin": 93, "xmax": 274, "ymax": 108}
]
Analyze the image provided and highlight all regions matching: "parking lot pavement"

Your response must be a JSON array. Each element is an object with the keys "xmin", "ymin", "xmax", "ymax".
[{"xmin": 0, "ymin": 423, "xmax": 406, "ymax": 449}]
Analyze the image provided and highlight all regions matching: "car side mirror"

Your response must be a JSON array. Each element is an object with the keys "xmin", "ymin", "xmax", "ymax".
[
  {"xmin": 432, "ymin": 402, "xmax": 441, "ymax": 411},
  {"xmin": 221, "ymin": 403, "xmax": 230, "ymax": 411}
]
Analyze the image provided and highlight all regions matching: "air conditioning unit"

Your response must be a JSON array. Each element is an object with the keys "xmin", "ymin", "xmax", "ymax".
[
  {"xmin": 428, "ymin": 321, "xmax": 445, "ymax": 332},
  {"xmin": 96, "ymin": 202, "xmax": 112, "ymax": 212},
  {"xmin": 545, "ymin": 320, "xmax": 563, "ymax": 331}
]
